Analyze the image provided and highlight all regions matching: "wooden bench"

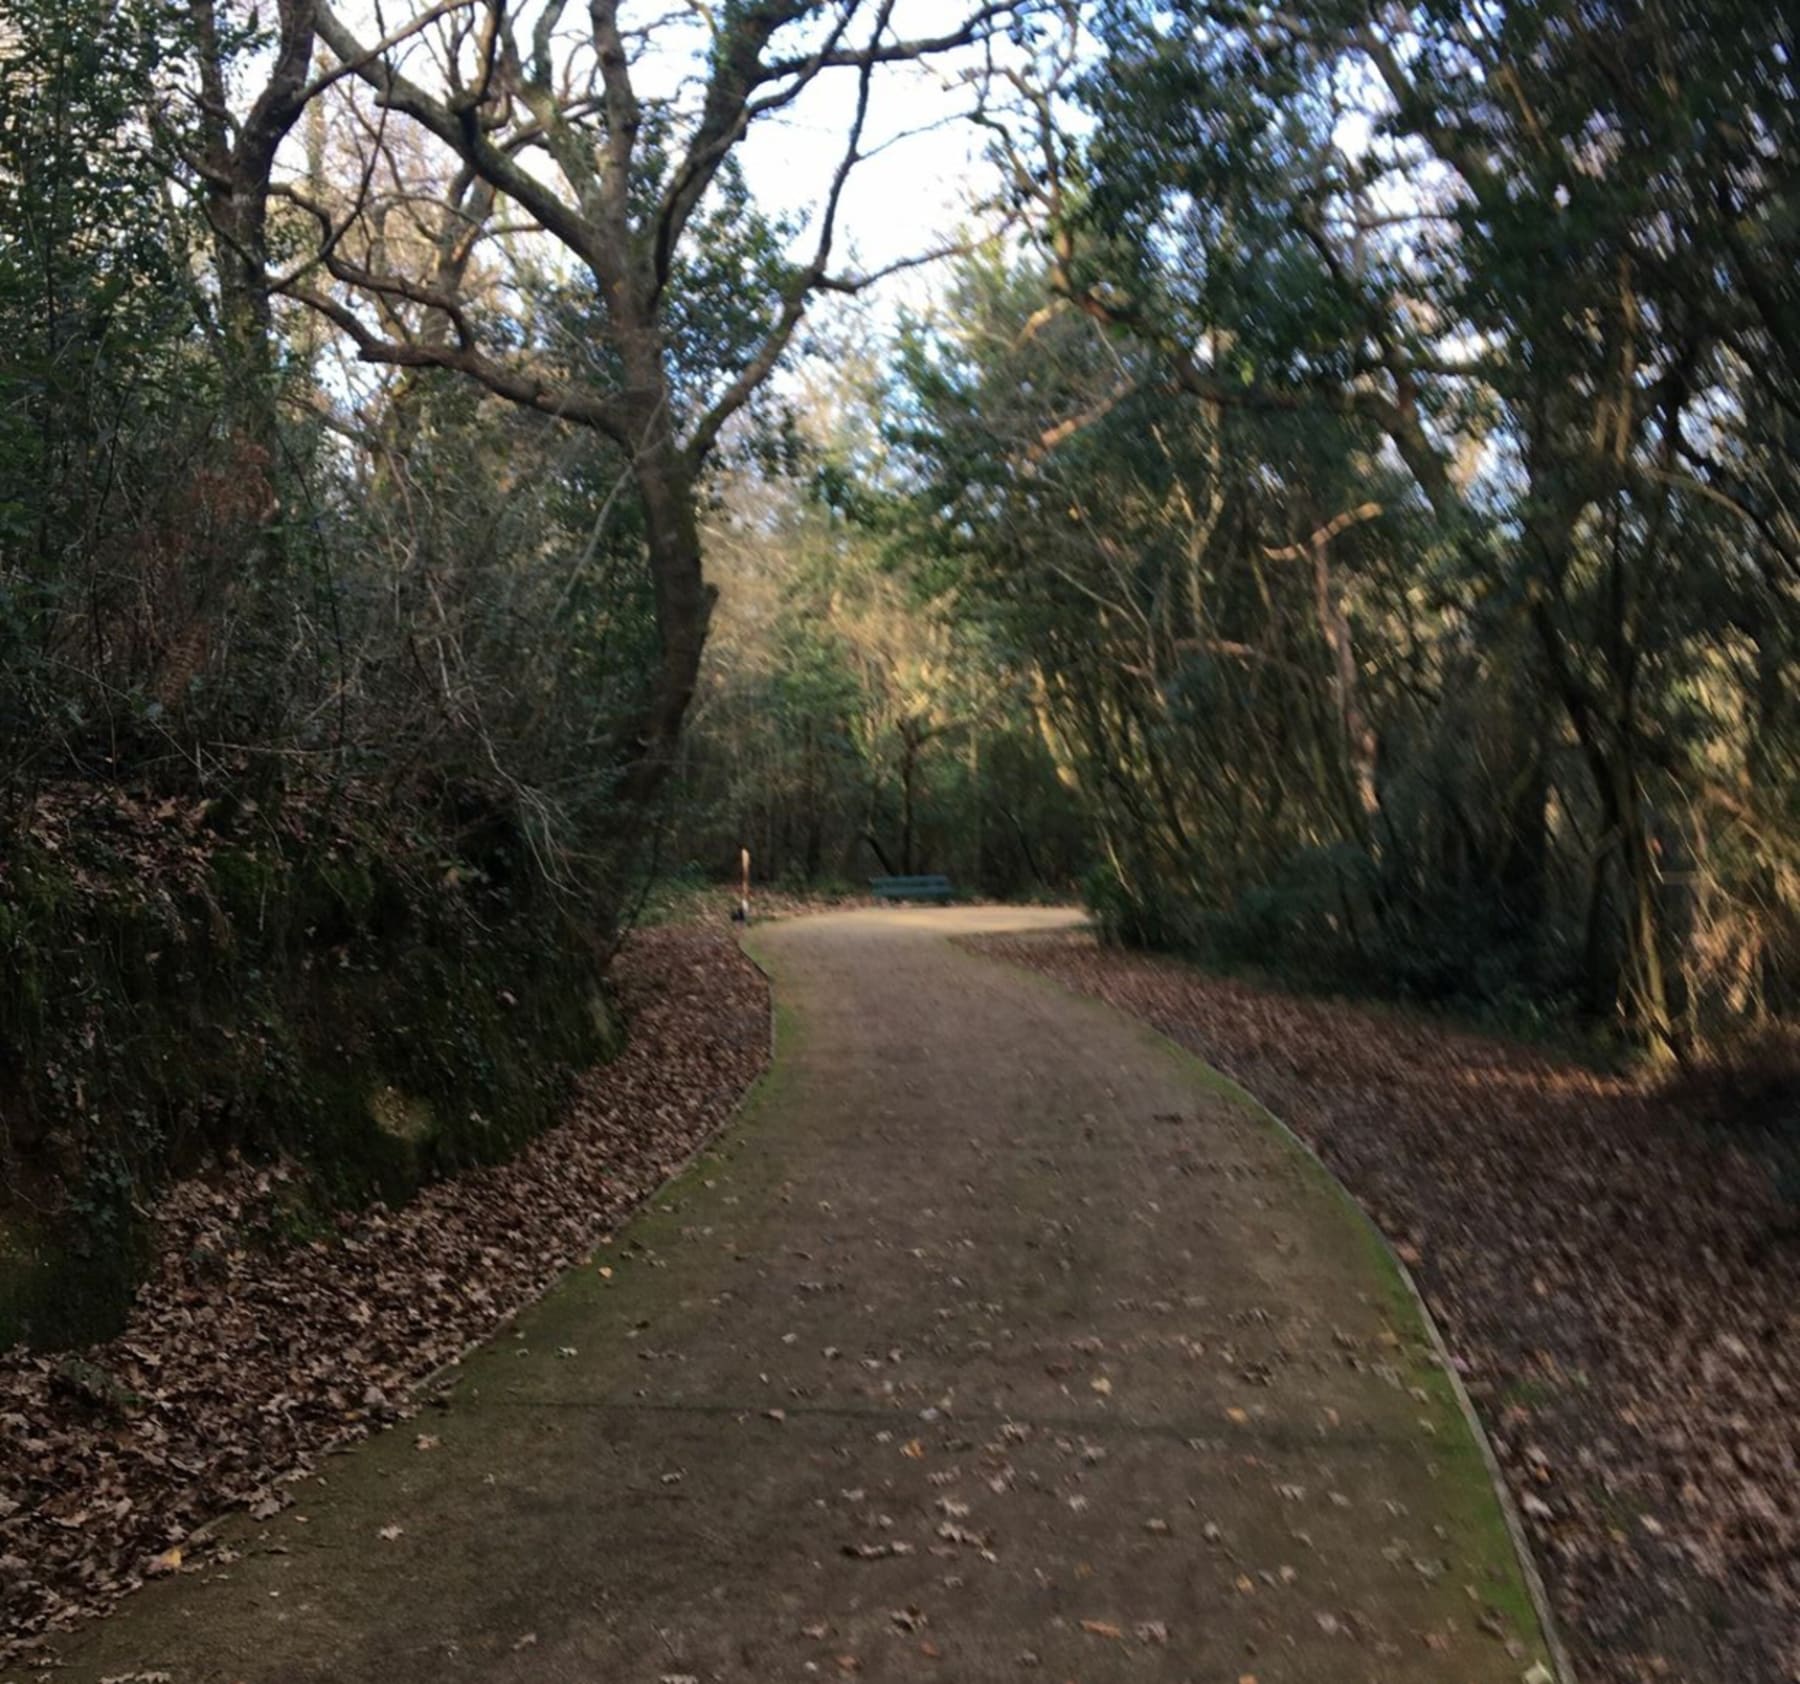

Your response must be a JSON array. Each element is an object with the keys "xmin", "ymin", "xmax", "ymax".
[{"xmin": 870, "ymin": 874, "xmax": 956, "ymax": 904}]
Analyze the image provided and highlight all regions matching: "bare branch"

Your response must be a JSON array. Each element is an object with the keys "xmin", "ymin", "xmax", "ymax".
[
  {"xmin": 1261, "ymin": 502, "xmax": 1385, "ymax": 561},
  {"xmin": 285, "ymin": 271, "xmax": 634, "ymax": 441},
  {"xmin": 315, "ymin": 5, "xmax": 614, "ymax": 283},
  {"xmin": 681, "ymin": 0, "xmax": 899, "ymax": 467}
]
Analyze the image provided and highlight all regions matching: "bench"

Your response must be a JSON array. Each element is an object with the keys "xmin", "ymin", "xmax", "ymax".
[{"xmin": 870, "ymin": 874, "xmax": 955, "ymax": 904}]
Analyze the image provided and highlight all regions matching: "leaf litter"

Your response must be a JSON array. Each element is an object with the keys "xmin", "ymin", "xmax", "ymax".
[
  {"xmin": 974, "ymin": 929, "xmax": 1798, "ymax": 1684},
  {"xmin": 0, "ymin": 927, "xmax": 767, "ymax": 1667}
]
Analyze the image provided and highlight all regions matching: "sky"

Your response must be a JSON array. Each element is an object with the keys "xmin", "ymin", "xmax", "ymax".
[
  {"xmin": 736, "ymin": 29, "xmax": 1004, "ymax": 296},
  {"xmin": 337, "ymin": 0, "xmax": 1019, "ymax": 311}
]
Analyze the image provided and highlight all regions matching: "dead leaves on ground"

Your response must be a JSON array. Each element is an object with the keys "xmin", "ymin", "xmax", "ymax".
[
  {"xmin": 976, "ymin": 930, "xmax": 1800, "ymax": 1684},
  {"xmin": 0, "ymin": 928, "xmax": 768, "ymax": 1665}
]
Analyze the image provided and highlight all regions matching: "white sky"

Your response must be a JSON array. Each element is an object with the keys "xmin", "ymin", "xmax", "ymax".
[
  {"xmin": 334, "ymin": 0, "xmax": 1011, "ymax": 309},
  {"xmin": 738, "ymin": 45, "xmax": 999, "ymax": 292}
]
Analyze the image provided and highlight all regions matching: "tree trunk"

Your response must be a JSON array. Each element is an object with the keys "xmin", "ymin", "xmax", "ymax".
[
  {"xmin": 190, "ymin": 0, "xmax": 319, "ymax": 456},
  {"xmin": 863, "ymin": 830, "xmax": 897, "ymax": 874},
  {"xmin": 901, "ymin": 741, "xmax": 917, "ymax": 874},
  {"xmin": 615, "ymin": 379, "xmax": 716, "ymax": 810},
  {"xmin": 1311, "ymin": 531, "xmax": 1378, "ymax": 837}
]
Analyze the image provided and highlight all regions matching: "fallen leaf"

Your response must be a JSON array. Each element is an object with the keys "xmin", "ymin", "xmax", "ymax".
[
  {"xmin": 843, "ymin": 1540, "xmax": 916, "ymax": 1559},
  {"xmin": 0, "ymin": 928, "xmax": 769, "ymax": 1669}
]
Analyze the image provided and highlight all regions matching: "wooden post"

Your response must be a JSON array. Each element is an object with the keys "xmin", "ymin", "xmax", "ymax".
[{"xmin": 739, "ymin": 846, "xmax": 751, "ymax": 925}]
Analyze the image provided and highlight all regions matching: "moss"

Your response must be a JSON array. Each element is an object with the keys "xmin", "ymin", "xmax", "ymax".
[
  {"xmin": 368, "ymin": 1085, "xmax": 437, "ymax": 1144},
  {"xmin": 0, "ymin": 815, "xmax": 619, "ymax": 1352},
  {"xmin": 209, "ymin": 845, "xmax": 282, "ymax": 925},
  {"xmin": 0, "ymin": 1206, "xmax": 147, "ymax": 1351},
  {"xmin": 587, "ymin": 989, "xmax": 626, "ymax": 1060}
]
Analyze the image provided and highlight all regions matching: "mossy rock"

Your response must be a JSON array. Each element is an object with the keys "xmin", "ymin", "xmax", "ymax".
[
  {"xmin": 0, "ymin": 1210, "xmax": 145, "ymax": 1351},
  {"xmin": 1, "ymin": 812, "xmax": 622, "ymax": 1352},
  {"xmin": 367, "ymin": 1084, "xmax": 437, "ymax": 1144}
]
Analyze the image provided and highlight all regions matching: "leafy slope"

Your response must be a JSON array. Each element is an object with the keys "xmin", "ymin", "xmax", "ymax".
[{"xmin": 0, "ymin": 927, "xmax": 767, "ymax": 1666}]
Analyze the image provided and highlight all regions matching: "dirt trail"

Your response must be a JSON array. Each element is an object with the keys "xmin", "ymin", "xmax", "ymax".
[{"xmin": 33, "ymin": 907, "xmax": 1552, "ymax": 1683}]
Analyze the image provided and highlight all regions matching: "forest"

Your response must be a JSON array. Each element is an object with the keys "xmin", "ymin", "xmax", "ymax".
[
  {"xmin": 5, "ymin": 0, "xmax": 1796, "ymax": 1063},
  {"xmin": 0, "ymin": 0, "xmax": 1796, "ymax": 1676}
]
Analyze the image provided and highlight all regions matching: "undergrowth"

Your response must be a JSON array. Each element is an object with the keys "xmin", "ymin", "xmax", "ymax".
[{"xmin": 0, "ymin": 782, "xmax": 620, "ymax": 1349}]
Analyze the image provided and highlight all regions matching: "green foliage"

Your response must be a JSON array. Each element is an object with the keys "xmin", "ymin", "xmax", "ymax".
[
  {"xmin": 667, "ymin": 342, "xmax": 1088, "ymax": 896},
  {"xmin": 0, "ymin": 802, "xmax": 613, "ymax": 1350},
  {"xmin": 0, "ymin": 0, "xmax": 217, "ymax": 749},
  {"xmin": 893, "ymin": 0, "xmax": 1800, "ymax": 1048},
  {"xmin": 5, "ymin": 0, "xmax": 1795, "ymax": 1349}
]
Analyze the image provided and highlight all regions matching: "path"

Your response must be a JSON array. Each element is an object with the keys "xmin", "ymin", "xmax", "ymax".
[{"xmin": 36, "ymin": 907, "xmax": 1551, "ymax": 1683}]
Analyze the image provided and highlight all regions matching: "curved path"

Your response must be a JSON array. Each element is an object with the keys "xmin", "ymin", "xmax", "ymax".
[{"xmin": 41, "ymin": 907, "xmax": 1551, "ymax": 1683}]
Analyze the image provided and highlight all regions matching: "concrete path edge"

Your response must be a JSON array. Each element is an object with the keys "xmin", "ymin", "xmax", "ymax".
[{"xmin": 968, "ymin": 931, "xmax": 1579, "ymax": 1684}]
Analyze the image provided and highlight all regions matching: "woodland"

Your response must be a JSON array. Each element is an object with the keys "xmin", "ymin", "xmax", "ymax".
[
  {"xmin": 16, "ymin": 0, "xmax": 1794, "ymax": 1029},
  {"xmin": 0, "ymin": 0, "xmax": 1797, "ymax": 1672},
  {"xmin": 5, "ymin": 0, "xmax": 1797, "ymax": 1085}
]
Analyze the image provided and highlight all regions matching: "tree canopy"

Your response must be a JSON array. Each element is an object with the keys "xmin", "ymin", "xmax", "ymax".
[{"xmin": 1, "ymin": 0, "xmax": 1795, "ymax": 1049}]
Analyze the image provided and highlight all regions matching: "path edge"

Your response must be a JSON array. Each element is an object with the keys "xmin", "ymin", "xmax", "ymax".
[
  {"xmin": 1266, "ymin": 1104, "xmax": 1581, "ymax": 1684},
  {"xmin": 1298, "ymin": 1127, "xmax": 1578, "ymax": 1684},
  {"xmin": 963, "ymin": 933, "xmax": 1580, "ymax": 1684},
  {"xmin": 412, "ymin": 929, "xmax": 780, "ymax": 1402}
]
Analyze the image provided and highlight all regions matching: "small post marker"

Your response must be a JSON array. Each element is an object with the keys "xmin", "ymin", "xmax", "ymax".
[{"xmin": 735, "ymin": 846, "xmax": 751, "ymax": 924}]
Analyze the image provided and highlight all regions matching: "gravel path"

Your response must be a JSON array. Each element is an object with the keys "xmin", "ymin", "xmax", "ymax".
[{"xmin": 37, "ymin": 907, "xmax": 1552, "ymax": 1683}]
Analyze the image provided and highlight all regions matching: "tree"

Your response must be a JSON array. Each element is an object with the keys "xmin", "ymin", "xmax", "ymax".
[
  {"xmin": 0, "ymin": 0, "xmax": 222, "ymax": 764},
  {"xmin": 670, "ymin": 331, "xmax": 1086, "ymax": 893},
  {"xmin": 186, "ymin": 0, "xmax": 322, "ymax": 448},
  {"xmin": 927, "ymin": 0, "xmax": 1800, "ymax": 1047},
  {"xmin": 270, "ymin": 0, "xmax": 1023, "ymax": 810}
]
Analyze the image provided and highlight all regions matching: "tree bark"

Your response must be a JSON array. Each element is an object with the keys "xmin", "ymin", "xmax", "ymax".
[{"xmin": 190, "ymin": 0, "xmax": 320, "ymax": 452}]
